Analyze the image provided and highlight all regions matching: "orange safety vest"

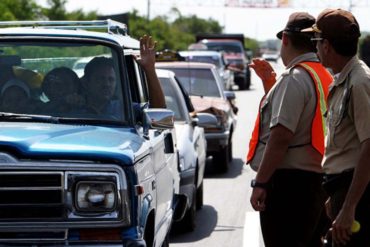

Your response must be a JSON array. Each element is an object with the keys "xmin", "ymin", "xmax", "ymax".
[{"xmin": 246, "ymin": 61, "xmax": 332, "ymax": 164}]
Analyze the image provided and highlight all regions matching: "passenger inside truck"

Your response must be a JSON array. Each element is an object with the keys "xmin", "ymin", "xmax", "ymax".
[
  {"xmin": 39, "ymin": 67, "xmax": 85, "ymax": 114},
  {"xmin": 0, "ymin": 78, "xmax": 31, "ymax": 113}
]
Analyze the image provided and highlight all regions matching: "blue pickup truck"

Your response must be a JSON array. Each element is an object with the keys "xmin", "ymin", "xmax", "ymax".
[{"xmin": 0, "ymin": 20, "xmax": 186, "ymax": 247}]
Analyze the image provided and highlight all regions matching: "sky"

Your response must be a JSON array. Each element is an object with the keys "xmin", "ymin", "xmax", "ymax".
[{"xmin": 37, "ymin": 0, "xmax": 370, "ymax": 41}]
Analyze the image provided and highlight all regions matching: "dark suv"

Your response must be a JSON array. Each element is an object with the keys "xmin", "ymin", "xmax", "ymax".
[{"xmin": 0, "ymin": 20, "xmax": 185, "ymax": 247}]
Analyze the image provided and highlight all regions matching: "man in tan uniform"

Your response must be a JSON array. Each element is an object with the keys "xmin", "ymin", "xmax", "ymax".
[
  {"xmin": 304, "ymin": 9, "xmax": 370, "ymax": 246},
  {"xmin": 247, "ymin": 12, "xmax": 332, "ymax": 246}
]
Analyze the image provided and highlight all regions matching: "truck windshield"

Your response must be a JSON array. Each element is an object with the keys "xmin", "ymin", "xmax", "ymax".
[{"xmin": 0, "ymin": 41, "xmax": 128, "ymax": 123}]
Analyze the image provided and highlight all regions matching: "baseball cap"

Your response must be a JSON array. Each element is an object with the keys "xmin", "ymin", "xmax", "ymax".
[
  {"xmin": 276, "ymin": 12, "xmax": 316, "ymax": 39},
  {"xmin": 301, "ymin": 9, "xmax": 361, "ymax": 41}
]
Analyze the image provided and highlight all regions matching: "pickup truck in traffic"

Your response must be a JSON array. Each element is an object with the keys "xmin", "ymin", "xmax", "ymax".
[{"xmin": 0, "ymin": 20, "xmax": 186, "ymax": 247}]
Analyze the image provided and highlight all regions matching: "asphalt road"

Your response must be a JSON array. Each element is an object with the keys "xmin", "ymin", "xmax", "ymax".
[{"xmin": 170, "ymin": 59, "xmax": 285, "ymax": 247}]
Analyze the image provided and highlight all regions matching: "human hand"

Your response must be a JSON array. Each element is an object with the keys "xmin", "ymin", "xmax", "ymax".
[
  {"xmin": 250, "ymin": 187, "xmax": 266, "ymax": 211},
  {"xmin": 249, "ymin": 58, "xmax": 276, "ymax": 93},
  {"xmin": 135, "ymin": 35, "xmax": 157, "ymax": 72},
  {"xmin": 331, "ymin": 208, "xmax": 355, "ymax": 245}
]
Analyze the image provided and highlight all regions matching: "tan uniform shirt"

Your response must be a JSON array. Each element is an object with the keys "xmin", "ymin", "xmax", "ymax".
[
  {"xmin": 322, "ymin": 57, "xmax": 370, "ymax": 174},
  {"xmin": 250, "ymin": 53, "xmax": 322, "ymax": 173}
]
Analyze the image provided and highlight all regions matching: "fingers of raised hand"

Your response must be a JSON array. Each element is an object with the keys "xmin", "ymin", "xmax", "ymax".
[{"xmin": 332, "ymin": 223, "xmax": 352, "ymax": 245}]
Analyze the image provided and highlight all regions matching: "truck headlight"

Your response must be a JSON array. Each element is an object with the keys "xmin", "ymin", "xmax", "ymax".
[{"xmin": 75, "ymin": 181, "xmax": 117, "ymax": 212}]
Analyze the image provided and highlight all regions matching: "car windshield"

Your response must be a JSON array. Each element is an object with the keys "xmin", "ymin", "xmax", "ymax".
[
  {"xmin": 183, "ymin": 55, "xmax": 221, "ymax": 68},
  {"xmin": 158, "ymin": 77, "xmax": 187, "ymax": 121},
  {"xmin": 205, "ymin": 41, "xmax": 243, "ymax": 53},
  {"xmin": 165, "ymin": 68, "xmax": 221, "ymax": 98},
  {"xmin": 0, "ymin": 41, "xmax": 128, "ymax": 124}
]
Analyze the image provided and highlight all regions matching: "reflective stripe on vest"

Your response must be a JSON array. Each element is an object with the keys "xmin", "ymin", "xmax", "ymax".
[{"xmin": 246, "ymin": 61, "xmax": 332, "ymax": 164}]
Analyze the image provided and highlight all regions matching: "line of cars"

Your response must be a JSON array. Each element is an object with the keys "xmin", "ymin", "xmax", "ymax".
[
  {"xmin": 195, "ymin": 33, "xmax": 252, "ymax": 90},
  {"xmin": 155, "ymin": 50, "xmax": 239, "ymax": 233}
]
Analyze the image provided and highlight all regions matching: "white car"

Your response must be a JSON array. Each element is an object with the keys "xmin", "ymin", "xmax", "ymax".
[
  {"xmin": 156, "ymin": 62, "xmax": 238, "ymax": 173},
  {"xmin": 157, "ymin": 69, "xmax": 216, "ymax": 231}
]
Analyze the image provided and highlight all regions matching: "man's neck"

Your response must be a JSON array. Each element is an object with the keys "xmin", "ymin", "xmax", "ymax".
[{"xmin": 330, "ymin": 55, "xmax": 354, "ymax": 74}]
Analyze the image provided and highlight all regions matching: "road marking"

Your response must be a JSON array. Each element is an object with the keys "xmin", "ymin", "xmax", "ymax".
[{"xmin": 243, "ymin": 211, "xmax": 262, "ymax": 247}]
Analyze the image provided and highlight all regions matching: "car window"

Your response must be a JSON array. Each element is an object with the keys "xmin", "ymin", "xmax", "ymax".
[
  {"xmin": 164, "ymin": 68, "xmax": 221, "ymax": 98},
  {"xmin": 0, "ymin": 41, "xmax": 128, "ymax": 123},
  {"xmin": 159, "ymin": 77, "xmax": 186, "ymax": 121}
]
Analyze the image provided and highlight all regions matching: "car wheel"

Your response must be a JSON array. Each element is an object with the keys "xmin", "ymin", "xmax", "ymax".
[
  {"xmin": 245, "ymin": 75, "xmax": 251, "ymax": 90},
  {"xmin": 237, "ymin": 78, "xmax": 247, "ymax": 90},
  {"xmin": 196, "ymin": 181, "xmax": 203, "ymax": 210},
  {"xmin": 228, "ymin": 133, "xmax": 233, "ymax": 162},
  {"xmin": 181, "ymin": 190, "xmax": 196, "ymax": 232},
  {"xmin": 214, "ymin": 145, "xmax": 229, "ymax": 173}
]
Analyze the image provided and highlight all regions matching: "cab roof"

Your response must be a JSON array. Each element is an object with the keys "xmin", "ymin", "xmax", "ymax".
[{"xmin": 0, "ymin": 20, "xmax": 139, "ymax": 49}]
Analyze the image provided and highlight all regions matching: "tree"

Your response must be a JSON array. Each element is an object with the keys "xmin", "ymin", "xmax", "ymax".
[
  {"xmin": 172, "ymin": 14, "xmax": 223, "ymax": 35},
  {"xmin": 0, "ymin": 0, "xmax": 42, "ymax": 20},
  {"xmin": 129, "ymin": 10, "xmax": 224, "ymax": 51},
  {"xmin": 0, "ymin": 0, "xmax": 96, "ymax": 21}
]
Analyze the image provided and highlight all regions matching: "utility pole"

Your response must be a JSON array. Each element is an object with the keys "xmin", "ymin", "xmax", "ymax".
[
  {"xmin": 349, "ymin": 0, "xmax": 353, "ymax": 11},
  {"xmin": 147, "ymin": 0, "xmax": 151, "ymax": 20}
]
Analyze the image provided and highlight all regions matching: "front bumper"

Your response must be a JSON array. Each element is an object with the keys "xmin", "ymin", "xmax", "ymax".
[{"xmin": 204, "ymin": 131, "xmax": 230, "ymax": 152}]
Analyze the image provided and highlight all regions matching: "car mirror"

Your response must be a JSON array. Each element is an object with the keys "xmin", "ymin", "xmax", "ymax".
[
  {"xmin": 143, "ymin": 108, "xmax": 174, "ymax": 130},
  {"xmin": 194, "ymin": 113, "xmax": 218, "ymax": 129}
]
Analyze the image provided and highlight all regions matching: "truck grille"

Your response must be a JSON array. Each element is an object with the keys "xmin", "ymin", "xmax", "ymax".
[{"xmin": 0, "ymin": 172, "xmax": 64, "ymax": 220}]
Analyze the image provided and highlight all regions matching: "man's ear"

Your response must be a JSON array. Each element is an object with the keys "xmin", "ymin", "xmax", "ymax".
[{"xmin": 282, "ymin": 33, "xmax": 289, "ymax": 46}]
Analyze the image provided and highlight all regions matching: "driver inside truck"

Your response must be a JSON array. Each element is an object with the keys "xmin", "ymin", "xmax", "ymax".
[{"xmin": 81, "ymin": 35, "xmax": 166, "ymax": 118}]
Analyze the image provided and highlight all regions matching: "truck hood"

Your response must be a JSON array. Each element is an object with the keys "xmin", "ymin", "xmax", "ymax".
[{"xmin": 0, "ymin": 122, "xmax": 146, "ymax": 164}]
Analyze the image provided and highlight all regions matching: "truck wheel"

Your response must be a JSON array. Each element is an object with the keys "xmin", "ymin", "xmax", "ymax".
[
  {"xmin": 196, "ymin": 181, "xmax": 203, "ymax": 210},
  {"xmin": 214, "ymin": 145, "xmax": 229, "ymax": 173}
]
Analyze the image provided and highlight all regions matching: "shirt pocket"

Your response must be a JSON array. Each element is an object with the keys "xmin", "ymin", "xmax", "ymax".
[{"xmin": 327, "ymin": 107, "xmax": 347, "ymax": 149}]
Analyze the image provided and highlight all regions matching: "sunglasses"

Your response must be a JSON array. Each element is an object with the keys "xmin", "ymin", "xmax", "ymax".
[{"xmin": 310, "ymin": 37, "xmax": 324, "ymax": 41}]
